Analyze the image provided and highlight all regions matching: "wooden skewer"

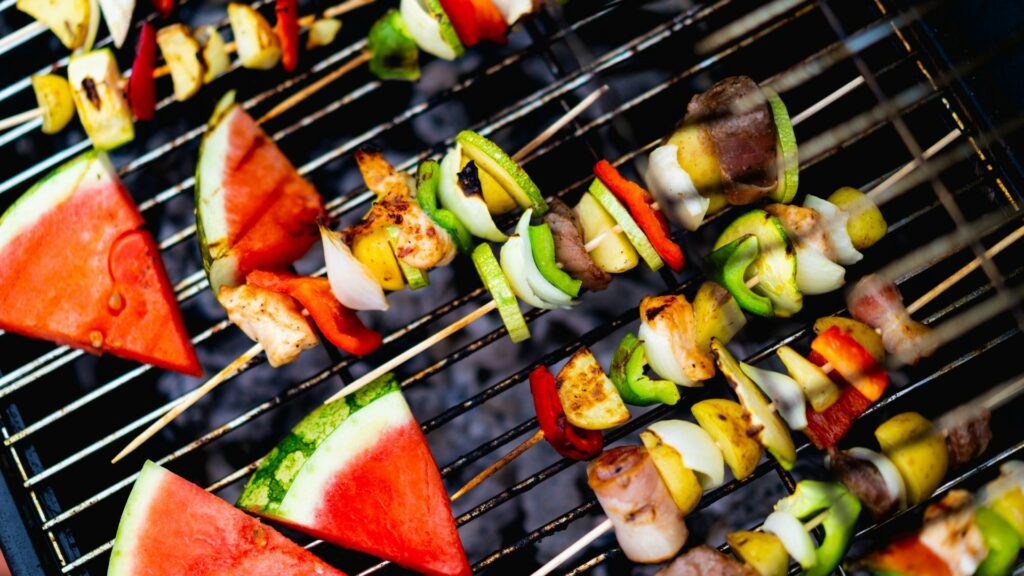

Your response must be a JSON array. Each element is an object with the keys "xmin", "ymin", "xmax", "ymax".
[
  {"xmin": 449, "ymin": 429, "xmax": 545, "ymax": 501},
  {"xmin": 257, "ymin": 51, "xmax": 371, "ymax": 124}
]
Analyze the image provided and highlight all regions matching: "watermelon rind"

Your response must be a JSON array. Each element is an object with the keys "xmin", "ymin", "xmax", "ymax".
[
  {"xmin": 237, "ymin": 375, "xmax": 400, "ymax": 514},
  {"xmin": 194, "ymin": 99, "xmax": 236, "ymax": 296},
  {"xmin": 107, "ymin": 460, "xmax": 169, "ymax": 576}
]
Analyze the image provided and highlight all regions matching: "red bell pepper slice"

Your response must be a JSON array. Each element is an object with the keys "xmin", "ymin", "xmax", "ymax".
[
  {"xmin": 864, "ymin": 536, "xmax": 953, "ymax": 576},
  {"xmin": 151, "ymin": 0, "xmax": 173, "ymax": 18},
  {"xmin": 275, "ymin": 0, "xmax": 300, "ymax": 72},
  {"xmin": 803, "ymin": 349, "xmax": 871, "ymax": 449},
  {"xmin": 529, "ymin": 365, "xmax": 603, "ymax": 461},
  {"xmin": 811, "ymin": 326, "xmax": 888, "ymax": 401},
  {"xmin": 247, "ymin": 271, "xmax": 382, "ymax": 356},
  {"xmin": 593, "ymin": 159, "xmax": 685, "ymax": 272},
  {"xmin": 128, "ymin": 23, "xmax": 157, "ymax": 121},
  {"xmin": 438, "ymin": 0, "xmax": 507, "ymax": 47}
]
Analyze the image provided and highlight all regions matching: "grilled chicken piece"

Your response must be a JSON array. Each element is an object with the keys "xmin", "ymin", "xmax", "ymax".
[
  {"xmin": 640, "ymin": 295, "xmax": 715, "ymax": 382},
  {"xmin": 828, "ymin": 447, "xmax": 899, "ymax": 517},
  {"xmin": 218, "ymin": 284, "xmax": 319, "ymax": 367},
  {"xmin": 656, "ymin": 546, "xmax": 757, "ymax": 576},
  {"xmin": 544, "ymin": 199, "xmax": 612, "ymax": 291},
  {"xmin": 847, "ymin": 274, "xmax": 937, "ymax": 365},
  {"xmin": 920, "ymin": 490, "xmax": 987, "ymax": 576},
  {"xmin": 353, "ymin": 147, "xmax": 456, "ymax": 270},
  {"xmin": 939, "ymin": 406, "xmax": 992, "ymax": 470},
  {"xmin": 685, "ymin": 76, "xmax": 777, "ymax": 205},
  {"xmin": 764, "ymin": 203, "xmax": 837, "ymax": 261},
  {"xmin": 588, "ymin": 446, "xmax": 688, "ymax": 563}
]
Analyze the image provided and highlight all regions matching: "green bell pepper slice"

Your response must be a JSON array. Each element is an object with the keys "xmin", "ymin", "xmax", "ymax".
[
  {"xmin": 416, "ymin": 160, "xmax": 474, "ymax": 254},
  {"xmin": 528, "ymin": 223, "xmax": 582, "ymax": 298},
  {"xmin": 976, "ymin": 506, "xmax": 1021, "ymax": 576},
  {"xmin": 775, "ymin": 480, "xmax": 862, "ymax": 576},
  {"xmin": 706, "ymin": 235, "xmax": 774, "ymax": 317},
  {"xmin": 368, "ymin": 10, "xmax": 421, "ymax": 81},
  {"xmin": 609, "ymin": 333, "xmax": 680, "ymax": 407}
]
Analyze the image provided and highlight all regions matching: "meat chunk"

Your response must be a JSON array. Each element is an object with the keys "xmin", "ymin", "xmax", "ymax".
[
  {"xmin": 588, "ymin": 446, "xmax": 688, "ymax": 563},
  {"xmin": 640, "ymin": 295, "xmax": 715, "ymax": 383},
  {"xmin": 656, "ymin": 546, "xmax": 757, "ymax": 576},
  {"xmin": 939, "ymin": 406, "xmax": 992, "ymax": 470},
  {"xmin": 764, "ymin": 203, "xmax": 836, "ymax": 261},
  {"xmin": 686, "ymin": 76, "xmax": 777, "ymax": 205},
  {"xmin": 543, "ymin": 199, "xmax": 612, "ymax": 291},
  {"xmin": 218, "ymin": 284, "xmax": 319, "ymax": 367},
  {"xmin": 847, "ymin": 274, "xmax": 937, "ymax": 365},
  {"xmin": 353, "ymin": 147, "xmax": 456, "ymax": 270},
  {"xmin": 920, "ymin": 490, "xmax": 987, "ymax": 576},
  {"xmin": 828, "ymin": 447, "xmax": 899, "ymax": 517}
]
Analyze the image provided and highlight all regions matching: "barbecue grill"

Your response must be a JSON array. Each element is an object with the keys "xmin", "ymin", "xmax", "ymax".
[{"xmin": 1, "ymin": 0, "xmax": 1023, "ymax": 573}]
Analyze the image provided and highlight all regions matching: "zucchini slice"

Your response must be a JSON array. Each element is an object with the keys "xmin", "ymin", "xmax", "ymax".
[
  {"xmin": 456, "ymin": 130, "xmax": 547, "ymax": 214},
  {"xmin": 713, "ymin": 209, "xmax": 801, "ymax": 317},
  {"xmin": 764, "ymin": 88, "xmax": 799, "ymax": 204},
  {"xmin": 588, "ymin": 178, "xmax": 664, "ymax": 271},
  {"xmin": 472, "ymin": 243, "xmax": 530, "ymax": 342}
]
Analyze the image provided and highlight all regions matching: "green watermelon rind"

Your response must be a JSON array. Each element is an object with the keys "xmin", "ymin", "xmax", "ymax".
[
  {"xmin": 236, "ymin": 374, "xmax": 401, "ymax": 515},
  {"xmin": 108, "ymin": 460, "xmax": 168, "ymax": 576},
  {"xmin": 194, "ymin": 91, "xmax": 239, "ymax": 297}
]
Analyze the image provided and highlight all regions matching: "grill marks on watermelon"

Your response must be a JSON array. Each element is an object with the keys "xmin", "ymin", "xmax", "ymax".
[{"xmin": 0, "ymin": 152, "xmax": 200, "ymax": 376}]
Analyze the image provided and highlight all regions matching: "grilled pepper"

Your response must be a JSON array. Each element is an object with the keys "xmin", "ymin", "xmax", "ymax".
[
  {"xmin": 151, "ymin": 0, "xmax": 173, "ymax": 17},
  {"xmin": 863, "ymin": 535, "xmax": 953, "ymax": 576},
  {"xmin": 774, "ymin": 480, "xmax": 861, "ymax": 576},
  {"xmin": 529, "ymin": 365, "xmax": 603, "ymax": 460},
  {"xmin": 706, "ymin": 235, "xmax": 773, "ymax": 317},
  {"xmin": 246, "ymin": 270, "xmax": 382, "ymax": 356},
  {"xmin": 438, "ymin": 0, "xmax": 507, "ymax": 47},
  {"xmin": 368, "ymin": 10, "xmax": 421, "ymax": 80},
  {"xmin": 976, "ymin": 506, "xmax": 1021, "ymax": 576},
  {"xmin": 609, "ymin": 333, "xmax": 679, "ymax": 407},
  {"xmin": 127, "ymin": 23, "xmax": 157, "ymax": 120},
  {"xmin": 811, "ymin": 325, "xmax": 888, "ymax": 402},
  {"xmin": 275, "ymin": 0, "xmax": 299, "ymax": 71},
  {"xmin": 593, "ymin": 159, "xmax": 685, "ymax": 272},
  {"xmin": 803, "ymin": 349, "xmax": 872, "ymax": 448},
  {"xmin": 529, "ymin": 223, "xmax": 582, "ymax": 298},
  {"xmin": 415, "ymin": 160, "xmax": 474, "ymax": 254}
]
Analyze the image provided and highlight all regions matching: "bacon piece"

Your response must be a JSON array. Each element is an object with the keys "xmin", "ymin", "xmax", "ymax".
[
  {"xmin": 656, "ymin": 545, "xmax": 757, "ymax": 576},
  {"xmin": 847, "ymin": 274, "xmax": 936, "ymax": 365}
]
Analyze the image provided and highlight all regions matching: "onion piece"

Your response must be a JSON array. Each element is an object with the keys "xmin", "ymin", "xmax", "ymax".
[
  {"xmin": 847, "ymin": 447, "xmax": 907, "ymax": 511},
  {"xmin": 515, "ymin": 210, "xmax": 574, "ymax": 309},
  {"xmin": 763, "ymin": 511, "xmax": 817, "ymax": 570},
  {"xmin": 648, "ymin": 420, "xmax": 725, "ymax": 490},
  {"xmin": 804, "ymin": 195, "xmax": 863, "ymax": 265},
  {"xmin": 499, "ymin": 235, "xmax": 549, "ymax": 309},
  {"xmin": 795, "ymin": 243, "xmax": 846, "ymax": 295},
  {"xmin": 645, "ymin": 144, "xmax": 710, "ymax": 232},
  {"xmin": 739, "ymin": 362, "xmax": 808, "ymax": 430},
  {"xmin": 320, "ymin": 225, "xmax": 389, "ymax": 311},
  {"xmin": 639, "ymin": 320, "xmax": 694, "ymax": 386},
  {"xmin": 980, "ymin": 459, "xmax": 1024, "ymax": 504},
  {"xmin": 400, "ymin": 0, "xmax": 458, "ymax": 60}
]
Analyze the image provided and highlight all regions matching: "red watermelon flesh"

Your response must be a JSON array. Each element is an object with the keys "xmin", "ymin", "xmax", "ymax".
[
  {"xmin": 196, "ymin": 100, "xmax": 323, "ymax": 296},
  {"xmin": 237, "ymin": 375, "xmax": 471, "ymax": 576},
  {"xmin": 109, "ymin": 461, "xmax": 347, "ymax": 576},
  {"xmin": 0, "ymin": 151, "xmax": 201, "ymax": 376}
]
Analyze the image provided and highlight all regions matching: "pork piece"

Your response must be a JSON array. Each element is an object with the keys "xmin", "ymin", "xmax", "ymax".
[
  {"xmin": 847, "ymin": 274, "xmax": 937, "ymax": 365},
  {"xmin": 641, "ymin": 295, "xmax": 715, "ymax": 382},
  {"xmin": 353, "ymin": 147, "xmax": 456, "ymax": 270},
  {"xmin": 218, "ymin": 284, "xmax": 319, "ymax": 367},
  {"xmin": 764, "ymin": 203, "xmax": 836, "ymax": 261},
  {"xmin": 939, "ymin": 406, "xmax": 992, "ymax": 470},
  {"xmin": 685, "ymin": 76, "xmax": 777, "ymax": 205},
  {"xmin": 828, "ymin": 447, "xmax": 899, "ymax": 517},
  {"xmin": 543, "ymin": 199, "xmax": 612, "ymax": 291},
  {"xmin": 655, "ymin": 546, "xmax": 757, "ymax": 576},
  {"xmin": 587, "ymin": 446, "xmax": 688, "ymax": 563},
  {"xmin": 920, "ymin": 490, "xmax": 987, "ymax": 576}
]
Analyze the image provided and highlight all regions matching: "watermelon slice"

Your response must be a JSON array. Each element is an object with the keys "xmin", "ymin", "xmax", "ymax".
[
  {"xmin": 195, "ymin": 92, "xmax": 324, "ymax": 296},
  {"xmin": 0, "ymin": 151, "xmax": 201, "ymax": 376},
  {"xmin": 237, "ymin": 375, "xmax": 471, "ymax": 576},
  {"xmin": 109, "ymin": 461, "xmax": 347, "ymax": 575}
]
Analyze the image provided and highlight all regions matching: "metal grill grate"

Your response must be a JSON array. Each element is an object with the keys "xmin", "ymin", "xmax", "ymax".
[{"xmin": 1, "ymin": 0, "xmax": 1023, "ymax": 574}]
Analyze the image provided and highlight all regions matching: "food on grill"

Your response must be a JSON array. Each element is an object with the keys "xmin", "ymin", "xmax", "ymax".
[
  {"xmin": 827, "ymin": 446, "xmax": 905, "ymax": 517},
  {"xmin": 574, "ymin": 190, "xmax": 639, "ymax": 273},
  {"xmin": 610, "ymin": 333, "xmax": 679, "ymax": 407},
  {"xmin": 645, "ymin": 143, "xmax": 710, "ymax": 232},
  {"xmin": 321, "ymin": 225, "xmax": 390, "ymax": 311},
  {"xmin": 16, "ymin": 0, "xmax": 92, "ymax": 49},
  {"xmin": 981, "ymin": 462, "xmax": 1024, "ymax": 541},
  {"xmin": 974, "ymin": 505, "xmax": 1021, "ymax": 576},
  {"xmin": 128, "ymin": 23, "xmax": 158, "ymax": 121},
  {"xmin": 530, "ymin": 222, "xmax": 583, "ymax": 297},
  {"xmin": 707, "ymin": 235, "xmax": 773, "ymax": 317},
  {"xmin": 157, "ymin": 24, "xmax": 204, "ymax": 101},
  {"xmin": 923, "ymin": 491, "xmax": 989, "ymax": 576},
  {"xmin": 151, "ymin": 0, "xmax": 172, "ymax": 18},
  {"xmin": 875, "ymin": 411, "xmax": 949, "ymax": 506},
  {"xmin": 401, "ymin": 0, "xmax": 464, "ymax": 60},
  {"xmin": 555, "ymin": 347, "xmax": 630, "ymax": 430},
  {"xmin": 306, "ymin": 18, "xmax": 342, "ymax": 49},
  {"xmin": 712, "ymin": 340, "xmax": 796, "ymax": 470},
  {"xmin": 228, "ymin": 2, "xmax": 282, "ymax": 70},
  {"xmin": 663, "ymin": 123, "xmax": 726, "ymax": 212},
  {"xmin": 863, "ymin": 534, "xmax": 956, "ymax": 576},
  {"xmin": 68, "ymin": 49, "xmax": 135, "ymax": 150},
  {"xmin": 645, "ymin": 419, "xmax": 725, "ymax": 491},
  {"xmin": 776, "ymin": 345, "xmax": 840, "ymax": 412},
  {"xmin": 847, "ymin": 273, "xmax": 937, "ymax": 365},
  {"xmin": 0, "ymin": 151, "xmax": 201, "ymax": 376},
  {"xmin": 589, "ymin": 177, "xmax": 665, "ymax": 271},
  {"xmin": 691, "ymin": 398, "xmax": 763, "ymax": 480},
  {"xmin": 458, "ymin": 130, "xmax": 547, "ymax": 212},
  {"xmin": 726, "ymin": 531, "xmax": 789, "ymax": 576},
  {"xmin": 198, "ymin": 26, "xmax": 231, "ymax": 79},
  {"xmin": 96, "ymin": 0, "xmax": 133, "ymax": 46},
  {"xmin": 368, "ymin": 9, "xmax": 421, "ymax": 79},
  {"xmin": 764, "ymin": 87, "xmax": 798, "ymax": 204},
  {"xmin": 543, "ymin": 199, "xmax": 613, "ymax": 291},
  {"xmin": 218, "ymin": 283, "xmax": 319, "ymax": 367},
  {"xmin": 803, "ymin": 195, "xmax": 863, "ymax": 265},
  {"xmin": 594, "ymin": 159, "xmax": 685, "ymax": 271},
  {"xmin": 940, "ymin": 406, "xmax": 993, "ymax": 470},
  {"xmin": 530, "ymin": 365, "xmax": 603, "ymax": 460},
  {"xmin": 31, "ymin": 74, "xmax": 76, "ymax": 134},
  {"xmin": 813, "ymin": 315, "xmax": 886, "ymax": 364},
  {"xmin": 762, "ymin": 510, "xmax": 817, "ymax": 570},
  {"xmin": 827, "ymin": 186, "xmax": 888, "ymax": 250},
  {"xmin": 275, "ymin": 0, "xmax": 300, "ymax": 71},
  {"xmin": 196, "ymin": 94, "xmax": 324, "ymax": 295},
  {"xmin": 509, "ymin": 210, "xmax": 575, "ymax": 307},
  {"xmin": 739, "ymin": 360, "xmax": 807, "ymax": 430},
  {"xmin": 764, "ymin": 203, "xmax": 845, "ymax": 295},
  {"xmin": 772, "ymin": 480, "xmax": 861, "ymax": 576},
  {"xmin": 237, "ymin": 374, "xmax": 471, "ymax": 576},
  {"xmin": 639, "ymin": 294, "xmax": 715, "ymax": 386},
  {"xmin": 349, "ymin": 224, "xmax": 405, "ymax": 290},
  {"xmin": 693, "ymin": 281, "xmax": 747, "ymax": 355},
  {"xmin": 108, "ymin": 461, "xmax": 344, "ymax": 576},
  {"xmin": 811, "ymin": 325, "xmax": 888, "ymax": 401},
  {"xmin": 473, "ymin": 242, "xmax": 530, "ymax": 341},
  {"xmin": 803, "ymin": 376, "xmax": 872, "ymax": 449},
  {"xmin": 639, "ymin": 429, "xmax": 703, "ymax": 515},
  {"xmin": 439, "ymin": 0, "xmax": 507, "ymax": 47},
  {"xmin": 439, "ymin": 146, "xmax": 507, "ymax": 241},
  {"xmin": 416, "ymin": 159, "xmax": 475, "ymax": 253},
  {"xmin": 587, "ymin": 445, "xmax": 688, "ymax": 563},
  {"xmin": 656, "ymin": 545, "xmax": 758, "ymax": 576}
]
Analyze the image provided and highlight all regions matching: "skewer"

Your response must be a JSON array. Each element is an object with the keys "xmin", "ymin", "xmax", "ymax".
[{"xmin": 111, "ymin": 87, "xmax": 608, "ymax": 464}]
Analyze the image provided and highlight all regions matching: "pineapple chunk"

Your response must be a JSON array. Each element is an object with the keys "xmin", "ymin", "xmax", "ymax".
[
  {"xmin": 67, "ymin": 49, "xmax": 134, "ymax": 150},
  {"xmin": 31, "ymin": 75, "xmax": 76, "ymax": 134},
  {"xmin": 157, "ymin": 24, "xmax": 204, "ymax": 102},
  {"xmin": 196, "ymin": 26, "xmax": 230, "ymax": 83},
  {"xmin": 307, "ymin": 18, "xmax": 342, "ymax": 50},
  {"xmin": 17, "ymin": 0, "xmax": 91, "ymax": 49},
  {"xmin": 228, "ymin": 3, "xmax": 281, "ymax": 70}
]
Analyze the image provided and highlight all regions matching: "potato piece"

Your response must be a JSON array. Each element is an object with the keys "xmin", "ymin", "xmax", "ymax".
[
  {"xmin": 777, "ymin": 345, "xmax": 839, "ymax": 412},
  {"xmin": 666, "ymin": 123, "xmax": 722, "ymax": 196},
  {"xmin": 640, "ymin": 431, "xmax": 702, "ymax": 515},
  {"xmin": 814, "ymin": 316, "xmax": 885, "ymax": 364},
  {"xmin": 461, "ymin": 155, "xmax": 516, "ymax": 214},
  {"xmin": 31, "ymin": 74, "xmax": 76, "ymax": 134},
  {"xmin": 228, "ymin": 2, "xmax": 281, "ymax": 70},
  {"xmin": 691, "ymin": 398, "xmax": 762, "ymax": 480},
  {"xmin": 989, "ymin": 487, "xmax": 1024, "ymax": 541},
  {"xmin": 574, "ymin": 192, "xmax": 639, "ymax": 274},
  {"xmin": 694, "ymin": 281, "xmax": 747, "ymax": 355},
  {"xmin": 875, "ymin": 412, "xmax": 948, "ymax": 505},
  {"xmin": 67, "ymin": 49, "xmax": 134, "ymax": 150},
  {"xmin": 307, "ymin": 18, "xmax": 342, "ymax": 49},
  {"xmin": 196, "ymin": 25, "xmax": 230, "ymax": 83},
  {"xmin": 157, "ymin": 24, "xmax": 204, "ymax": 102},
  {"xmin": 351, "ymin": 226, "xmax": 404, "ymax": 291},
  {"xmin": 17, "ymin": 0, "xmax": 91, "ymax": 49},
  {"xmin": 828, "ymin": 186, "xmax": 887, "ymax": 250},
  {"xmin": 727, "ymin": 531, "xmax": 789, "ymax": 576},
  {"xmin": 556, "ymin": 347, "xmax": 630, "ymax": 430}
]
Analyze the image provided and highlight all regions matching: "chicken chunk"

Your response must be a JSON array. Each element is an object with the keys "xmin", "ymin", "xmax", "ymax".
[{"xmin": 218, "ymin": 284, "xmax": 319, "ymax": 367}]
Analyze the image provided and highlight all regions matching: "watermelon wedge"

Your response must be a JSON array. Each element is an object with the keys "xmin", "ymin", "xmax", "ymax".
[
  {"xmin": 237, "ymin": 375, "xmax": 471, "ymax": 576},
  {"xmin": 196, "ymin": 92, "xmax": 324, "ymax": 296},
  {"xmin": 109, "ymin": 461, "xmax": 347, "ymax": 575},
  {"xmin": 0, "ymin": 151, "xmax": 201, "ymax": 376}
]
